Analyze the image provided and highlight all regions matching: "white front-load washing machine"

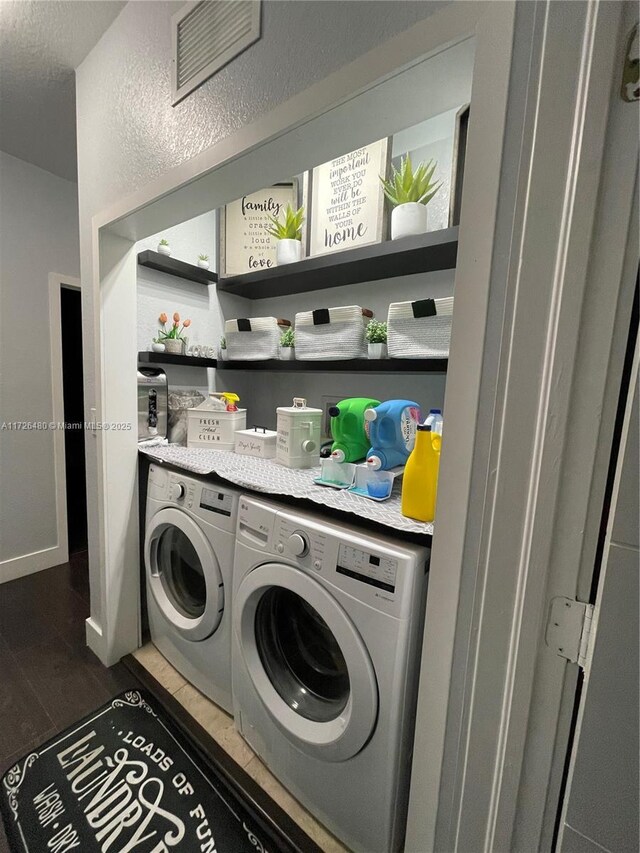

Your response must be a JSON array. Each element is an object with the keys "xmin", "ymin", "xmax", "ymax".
[
  {"xmin": 144, "ymin": 464, "xmax": 239, "ymax": 713},
  {"xmin": 231, "ymin": 496, "xmax": 430, "ymax": 853}
]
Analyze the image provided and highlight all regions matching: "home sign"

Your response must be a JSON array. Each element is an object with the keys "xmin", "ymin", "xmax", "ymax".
[{"xmin": 308, "ymin": 138, "xmax": 389, "ymax": 258}]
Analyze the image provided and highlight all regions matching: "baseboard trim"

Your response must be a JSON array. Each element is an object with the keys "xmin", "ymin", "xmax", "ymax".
[
  {"xmin": 85, "ymin": 616, "xmax": 106, "ymax": 663},
  {"xmin": 0, "ymin": 544, "xmax": 68, "ymax": 584}
]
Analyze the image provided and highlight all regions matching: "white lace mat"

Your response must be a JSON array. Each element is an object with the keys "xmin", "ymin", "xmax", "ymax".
[{"xmin": 139, "ymin": 444, "xmax": 433, "ymax": 537}]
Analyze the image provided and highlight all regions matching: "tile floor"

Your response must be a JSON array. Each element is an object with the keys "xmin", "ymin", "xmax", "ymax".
[{"xmin": 133, "ymin": 641, "xmax": 349, "ymax": 853}]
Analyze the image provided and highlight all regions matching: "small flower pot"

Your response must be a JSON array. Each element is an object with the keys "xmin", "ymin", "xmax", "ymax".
[
  {"xmin": 276, "ymin": 239, "xmax": 303, "ymax": 266},
  {"xmin": 368, "ymin": 342, "xmax": 387, "ymax": 359},
  {"xmin": 157, "ymin": 243, "xmax": 171, "ymax": 256},
  {"xmin": 197, "ymin": 259, "xmax": 210, "ymax": 269},
  {"xmin": 391, "ymin": 203, "xmax": 428, "ymax": 240},
  {"xmin": 220, "ymin": 349, "xmax": 229, "ymax": 361},
  {"xmin": 164, "ymin": 339, "xmax": 184, "ymax": 355},
  {"xmin": 151, "ymin": 342, "xmax": 165, "ymax": 353},
  {"xmin": 279, "ymin": 347, "xmax": 295, "ymax": 361}
]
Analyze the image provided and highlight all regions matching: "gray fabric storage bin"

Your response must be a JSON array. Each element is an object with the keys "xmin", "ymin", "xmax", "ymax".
[
  {"xmin": 387, "ymin": 296, "xmax": 453, "ymax": 358},
  {"xmin": 224, "ymin": 317, "xmax": 291, "ymax": 360},
  {"xmin": 295, "ymin": 305, "xmax": 373, "ymax": 360}
]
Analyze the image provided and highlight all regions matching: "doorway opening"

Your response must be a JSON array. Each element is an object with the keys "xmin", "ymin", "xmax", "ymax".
[{"xmin": 60, "ymin": 285, "xmax": 87, "ymax": 555}]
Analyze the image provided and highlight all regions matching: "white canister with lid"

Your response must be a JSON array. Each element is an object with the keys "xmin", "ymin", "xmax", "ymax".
[{"xmin": 276, "ymin": 397, "xmax": 323, "ymax": 468}]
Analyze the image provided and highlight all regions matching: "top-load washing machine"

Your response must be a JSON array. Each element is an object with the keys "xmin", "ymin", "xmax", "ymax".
[
  {"xmin": 231, "ymin": 496, "xmax": 430, "ymax": 853},
  {"xmin": 144, "ymin": 464, "xmax": 240, "ymax": 713}
]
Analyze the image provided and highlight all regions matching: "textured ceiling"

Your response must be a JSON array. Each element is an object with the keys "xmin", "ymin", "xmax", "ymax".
[{"xmin": 0, "ymin": 0, "xmax": 126, "ymax": 181}]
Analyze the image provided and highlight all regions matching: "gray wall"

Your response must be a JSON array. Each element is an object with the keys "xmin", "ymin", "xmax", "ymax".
[
  {"xmin": 0, "ymin": 151, "xmax": 80, "ymax": 569},
  {"xmin": 562, "ymin": 369, "xmax": 639, "ymax": 853}
]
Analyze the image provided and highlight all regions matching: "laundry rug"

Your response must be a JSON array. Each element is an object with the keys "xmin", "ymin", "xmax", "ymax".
[{"xmin": 1, "ymin": 690, "xmax": 293, "ymax": 853}]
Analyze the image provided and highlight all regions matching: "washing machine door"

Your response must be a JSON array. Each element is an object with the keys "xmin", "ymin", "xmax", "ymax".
[
  {"xmin": 235, "ymin": 562, "xmax": 378, "ymax": 761},
  {"xmin": 145, "ymin": 508, "xmax": 223, "ymax": 641}
]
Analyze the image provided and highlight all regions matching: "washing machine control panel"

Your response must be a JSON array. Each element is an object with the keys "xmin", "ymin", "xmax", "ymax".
[
  {"xmin": 199, "ymin": 487, "xmax": 234, "ymax": 518},
  {"xmin": 336, "ymin": 544, "xmax": 397, "ymax": 593},
  {"xmin": 274, "ymin": 518, "xmax": 327, "ymax": 570}
]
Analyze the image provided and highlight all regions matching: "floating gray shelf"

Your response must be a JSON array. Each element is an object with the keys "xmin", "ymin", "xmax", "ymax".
[
  {"xmin": 218, "ymin": 359, "xmax": 447, "ymax": 372},
  {"xmin": 137, "ymin": 250, "xmax": 218, "ymax": 285},
  {"xmin": 217, "ymin": 227, "xmax": 458, "ymax": 299},
  {"xmin": 138, "ymin": 352, "xmax": 216, "ymax": 368}
]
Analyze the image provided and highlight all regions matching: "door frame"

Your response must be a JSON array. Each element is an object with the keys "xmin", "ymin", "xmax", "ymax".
[
  {"xmin": 409, "ymin": 3, "xmax": 638, "ymax": 851},
  {"xmin": 48, "ymin": 272, "xmax": 82, "ymax": 570}
]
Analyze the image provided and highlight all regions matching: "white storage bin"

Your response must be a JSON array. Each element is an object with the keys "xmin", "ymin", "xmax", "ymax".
[
  {"xmin": 225, "ymin": 317, "xmax": 291, "ymax": 361},
  {"xmin": 276, "ymin": 398, "xmax": 323, "ymax": 468},
  {"xmin": 187, "ymin": 408, "xmax": 247, "ymax": 450},
  {"xmin": 295, "ymin": 305, "xmax": 373, "ymax": 360},
  {"xmin": 234, "ymin": 426, "xmax": 277, "ymax": 459},
  {"xmin": 387, "ymin": 296, "xmax": 454, "ymax": 358}
]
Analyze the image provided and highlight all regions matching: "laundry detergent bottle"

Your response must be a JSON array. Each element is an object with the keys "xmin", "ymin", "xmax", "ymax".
[
  {"xmin": 425, "ymin": 408, "xmax": 443, "ymax": 435},
  {"xmin": 364, "ymin": 400, "xmax": 422, "ymax": 470},
  {"xmin": 401, "ymin": 424, "xmax": 442, "ymax": 522},
  {"xmin": 329, "ymin": 397, "xmax": 381, "ymax": 463}
]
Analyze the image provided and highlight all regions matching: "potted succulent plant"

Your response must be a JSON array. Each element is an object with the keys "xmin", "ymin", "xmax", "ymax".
[
  {"xmin": 157, "ymin": 238, "xmax": 171, "ymax": 256},
  {"xmin": 151, "ymin": 338, "xmax": 165, "ymax": 353},
  {"xmin": 279, "ymin": 327, "xmax": 295, "ymax": 360},
  {"xmin": 157, "ymin": 311, "xmax": 191, "ymax": 354},
  {"xmin": 265, "ymin": 204, "xmax": 305, "ymax": 265},
  {"xmin": 219, "ymin": 336, "xmax": 228, "ymax": 361},
  {"xmin": 366, "ymin": 319, "xmax": 388, "ymax": 359},
  {"xmin": 380, "ymin": 155, "xmax": 441, "ymax": 240},
  {"xmin": 197, "ymin": 253, "xmax": 210, "ymax": 269}
]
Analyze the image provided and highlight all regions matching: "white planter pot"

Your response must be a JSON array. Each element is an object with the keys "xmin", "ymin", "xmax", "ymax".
[
  {"xmin": 276, "ymin": 239, "xmax": 303, "ymax": 266},
  {"xmin": 157, "ymin": 244, "xmax": 171, "ymax": 256},
  {"xmin": 164, "ymin": 339, "xmax": 184, "ymax": 355},
  {"xmin": 391, "ymin": 203, "xmax": 428, "ymax": 240},
  {"xmin": 220, "ymin": 349, "xmax": 229, "ymax": 361},
  {"xmin": 197, "ymin": 259, "xmax": 210, "ymax": 269},
  {"xmin": 279, "ymin": 347, "xmax": 295, "ymax": 361},
  {"xmin": 368, "ymin": 342, "xmax": 387, "ymax": 359},
  {"xmin": 151, "ymin": 342, "xmax": 165, "ymax": 353}
]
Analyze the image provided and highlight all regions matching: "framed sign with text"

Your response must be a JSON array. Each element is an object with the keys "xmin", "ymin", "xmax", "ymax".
[
  {"xmin": 307, "ymin": 139, "xmax": 390, "ymax": 258},
  {"xmin": 220, "ymin": 182, "xmax": 297, "ymax": 276}
]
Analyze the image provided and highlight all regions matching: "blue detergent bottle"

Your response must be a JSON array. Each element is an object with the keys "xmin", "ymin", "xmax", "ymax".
[{"xmin": 364, "ymin": 400, "xmax": 422, "ymax": 470}]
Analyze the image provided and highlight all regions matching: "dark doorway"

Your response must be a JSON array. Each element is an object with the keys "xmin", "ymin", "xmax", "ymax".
[{"xmin": 60, "ymin": 287, "xmax": 88, "ymax": 555}]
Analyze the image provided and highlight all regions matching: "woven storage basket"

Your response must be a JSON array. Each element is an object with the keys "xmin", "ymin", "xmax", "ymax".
[
  {"xmin": 387, "ymin": 297, "xmax": 454, "ymax": 358},
  {"xmin": 225, "ymin": 317, "xmax": 291, "ymax": 360},
  {"xmin": 295, "ymin": 306, "xmax": 373, "ymax": 360}
]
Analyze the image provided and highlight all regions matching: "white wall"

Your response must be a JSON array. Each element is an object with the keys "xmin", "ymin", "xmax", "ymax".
[
  {"xmin": 75, "ymin": 0, "xmax": 450, "ymax": 656},
  {"xmin": 0, "ymin": 151, "xmax": 80, "ymax": 579}
]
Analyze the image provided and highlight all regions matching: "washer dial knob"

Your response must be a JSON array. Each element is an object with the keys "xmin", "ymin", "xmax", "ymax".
[
  {"xmin": 171, "ymin": 482, "xmax": 186, "ymax": 501},
  {"xmin": 287, "ymin": 532, "xmax": 309, "ymax": 557}
]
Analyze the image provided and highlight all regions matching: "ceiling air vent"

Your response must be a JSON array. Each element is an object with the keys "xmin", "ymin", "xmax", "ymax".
[{"xmin": 172, "ymin": 0, "xmax": 261, "ymax": 105}]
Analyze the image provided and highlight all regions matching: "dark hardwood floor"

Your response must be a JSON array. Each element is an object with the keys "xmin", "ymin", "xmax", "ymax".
[{"xmin": 0, "ymin": 552, "xmax": 139, "ymax": 853}]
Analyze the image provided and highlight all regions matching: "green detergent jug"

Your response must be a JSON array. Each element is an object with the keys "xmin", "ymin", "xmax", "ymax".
[{"xmin": 329, "ymin": 397, "xmax": 381, "ymax": 463}]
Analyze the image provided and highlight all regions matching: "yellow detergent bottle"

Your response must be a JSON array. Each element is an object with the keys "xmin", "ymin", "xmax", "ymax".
[{"xmin": 401, "ymin": 424, "xmax": 442, "ymax": 522}]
